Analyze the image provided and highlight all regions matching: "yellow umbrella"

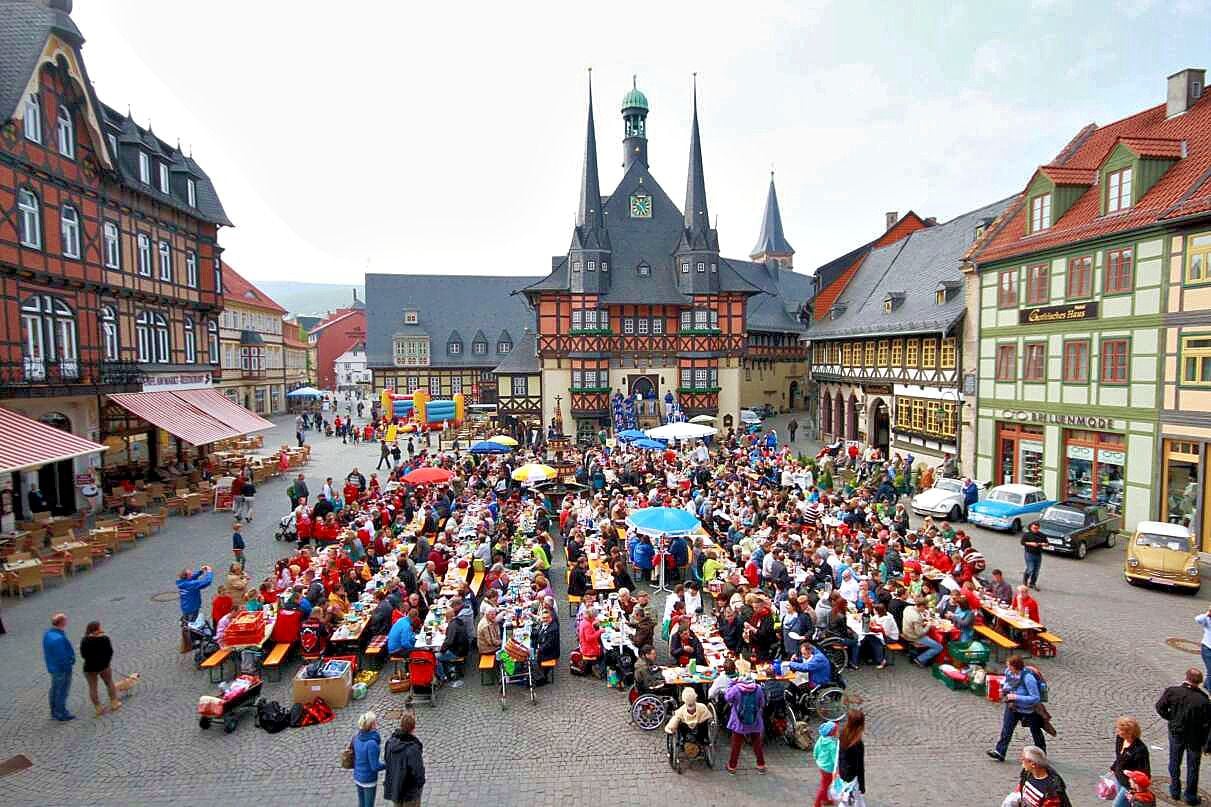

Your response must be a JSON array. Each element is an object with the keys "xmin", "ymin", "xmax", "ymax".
[
  {"xmin": 488, "ymin": 434, "xmax": 519, "ymax": 446},
  {"xmin": 512, "ymin": 463, "xmax": 557, "ymax": 483}
]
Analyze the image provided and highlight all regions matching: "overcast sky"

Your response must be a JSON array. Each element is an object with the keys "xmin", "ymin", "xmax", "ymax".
[{"xmin": 71, "ymin": 0, "xmax": 1208, "ymax": 284}]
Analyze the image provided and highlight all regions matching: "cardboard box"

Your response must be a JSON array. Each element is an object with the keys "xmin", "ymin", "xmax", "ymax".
[{"xmin": 292, "ymin": 663, "xmax": 352, "ymax": 709}]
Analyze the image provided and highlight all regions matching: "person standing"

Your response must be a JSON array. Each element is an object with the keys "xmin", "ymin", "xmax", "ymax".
[
  {"xmin": 724, "ymin": 666, "xmax": 767, "ymax": 774},
  {"xmin": 1021, "ymin": 522, "xmax": 1045, "ymax": 591},
  {"xmin": 352, "ymin": 711, "xmax": 386, "ymax": 807},
  {"xmin": 1109, "ymin": 715, "xmax": 1150, "ymax": 807},
  {"xmin": 812, "ymin": 719, "xmax": 839, "ymax": 807},
  {"xmin": 288, "ymin": 474, "xmax": 309, "ymax": 510},
  {"xmin": 1155, "ymin": 668, "xmax": 1211, "ymax": 805},
  {"xmin": 1015, "ymin": 746, "xmax": 1072, "ymax": 807},
  {"xmin": 836, "ymin": 708, "xmax": 868, "ymax": 806},
  {"xmin": 80, "ymin": 621, "xmax": 121, "ymax": 717},
  {"xmin": 988, "ymin": 655, "xmax": 1046, "ymax": 761},
  {"xmin": 176, "ymin": 565, "xmax": 214, "ymax": 624},
  {"xmin": 788, "ymin": 417, "xmax": 798, "ymax": 444},
  {"xmin": 43, "ymin": 613, "xmax": 75, "ymax": 721},
  {"xmin": 231, "ymin": 520, "xmax": 247, "ymax": 571},
  {"xmin": 240, "ymin": 476, "xmax": 256, "ymax": 523},
  {"xmin": 1195, "ymin": 606, "xmax": 1211, "ymax": 684},
  {"xmin": 377, "ymin": 440, "xmax": 392, "ymax": 471},
  {"xmin": 383, "ymin": 711, "xmax": 425, "ymax": 807}
]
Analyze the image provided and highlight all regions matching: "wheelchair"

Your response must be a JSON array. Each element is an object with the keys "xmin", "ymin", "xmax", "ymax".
[
  {"xmin": 666, "ymin": 714, "xmax": 717, "ymax": 773},
  {"xmin": 628, "ymin": 684, "xmax": 676, "ymax": 731}
]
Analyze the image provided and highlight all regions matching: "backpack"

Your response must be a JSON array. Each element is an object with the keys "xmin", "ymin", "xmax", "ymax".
[
  {"xmin": 299, "ymin": 620, "xmax": 328, "ymax": 656},
  {"xmin": 289, "ymin": 703, "xmax": 305, "ymax": 728},
  {"xmin": 255, "ymin": 698, "xmax": 292, "ymax": 734},
  {"xmin": 737, "ymin": 687, "xmax": 761, "ymax": 727},
  {"xmin": 1023, "ymin": 665, "xmax": 1049, "ymax": 703}
]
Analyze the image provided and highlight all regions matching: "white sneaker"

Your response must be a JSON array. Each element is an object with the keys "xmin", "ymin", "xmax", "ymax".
[{"xmin": 449, "ymin": 680, "xmax": 464, "ymax": 688}]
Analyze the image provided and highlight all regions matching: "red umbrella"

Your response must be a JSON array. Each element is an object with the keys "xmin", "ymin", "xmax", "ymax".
[{"xmin": 403, "ymin": 467, "xmax": 453, "ymax": 485}]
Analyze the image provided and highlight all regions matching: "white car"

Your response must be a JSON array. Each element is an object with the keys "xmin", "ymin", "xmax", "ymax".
[
  {"xmin": 911, "ymin": 477, "xmax": 985, "ymax": 522},
  {"xmin": 739, "ymin": 409, "xmax": 762, "ymax": 428}
]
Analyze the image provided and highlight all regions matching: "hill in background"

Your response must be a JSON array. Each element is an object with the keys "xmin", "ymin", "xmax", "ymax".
[{"xmin": 252, "ymin": 280, "xmax": 365, "ymax": 318}]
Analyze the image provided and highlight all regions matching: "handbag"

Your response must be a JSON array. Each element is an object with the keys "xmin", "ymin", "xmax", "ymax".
[
  {"xmin": 1095, "ymin": 774, "xmax": 1118, "ymax": 800},
  {"xmin": 339, "ymin": 736, "xmax": 354, "ymax": 769}
]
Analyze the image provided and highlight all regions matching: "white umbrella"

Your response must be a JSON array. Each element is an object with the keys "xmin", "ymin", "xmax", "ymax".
[
  {"xmin": 645, "ymin": 422, "xmax": 717, "ymax": 442},
  {"xmin": 689, "ymin": 414, "xmax": 716, "ymax": 424}
]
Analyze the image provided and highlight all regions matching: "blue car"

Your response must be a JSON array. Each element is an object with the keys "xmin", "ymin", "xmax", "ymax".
[{"xmin": 967, "ymin": 484, "xmax": 1056, "ymax": 532}]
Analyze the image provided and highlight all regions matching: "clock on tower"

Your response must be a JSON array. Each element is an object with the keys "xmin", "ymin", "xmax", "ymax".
[{"xmin": 629, "ymin": 193, "xmax": 652, "ymax": 218}]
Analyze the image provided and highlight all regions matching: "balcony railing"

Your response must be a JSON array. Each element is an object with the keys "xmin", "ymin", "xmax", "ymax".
[{"xmin": 0, "ymin": 358, "xmax": 146, "ymax": 394}]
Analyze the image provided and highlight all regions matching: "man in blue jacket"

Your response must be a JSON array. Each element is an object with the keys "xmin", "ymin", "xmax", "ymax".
[
  {"xmin": 43, "ymin": 612, "xmax": 76, "ymax": 721},
  {"xmin": 988, "ymin": 654, "xmax": 1046, "ymax": 761},
  {"xmin": 787, "ymin": 641, "xmax": 833, "ymax": 689},
  {"xmin": 176, "ymin": 565, "xmax": 214, "ymax": 623},
  {"xmin": 386, "ymin": 613, "xmax": 415, "ymax": 656}
]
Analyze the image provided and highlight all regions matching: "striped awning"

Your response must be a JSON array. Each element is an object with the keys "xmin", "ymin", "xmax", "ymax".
[
  {"xmin": 0, "ymin": 406, "xmax": 107, "ymax": 475},
  {"xmin": 174, "ymin": 389, "xmax": 274, "ymax": 434},
  {"xmin": 107, "ymin": 392, "xmax": 242, "ymax": 446}
]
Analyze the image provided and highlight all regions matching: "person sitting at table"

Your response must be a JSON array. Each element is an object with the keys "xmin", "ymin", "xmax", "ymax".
[
  {"xmin": 419, "ymin": 562, "xmax": 439, "ymax": 593},
  {"xmin": 568, "ymin": 557, "xmax": 591, "ymax": 598},
  {"xmin": 436, "ymin": 598, "xmax": 471, "ymax": 686},
  {"xmin": 708, "ymin": 657, "xmax": 737, "ymax": 709},
  {"xmin": 531, "ymin": 574, "xmax": 555, "ymax": 604},
  {"xmin": 684, "ymin": 581, "xmax": 704, "ymax": 615},
  {"xmin": 781, "ymin": 596, "xmax": 813, "ymax": 658},
  {"xmin": 983, "ymin": 569, "xmax": 1014, "ymax": 605},
  {"xmin": 531, "ymin": 608, "xmax": 560, "ymax": 684},
  {"xmin": 215, "ymin": 608, "xmax": 236, "ymax": 644},
  {"xmin": 826, "ymin": 594, "xmax": 860, "ymax": 671},
  {"xmin": 743, "ymin": 596, "xmax": 778, "ymax": 662},
  {"xmin": 858, "ymin": 603, "xmax": 900, "ymax": 670},
  {"xmin": 633, "ymin": 644, "xmax": 667, "ymax": 693},
  {"xmin": 386, "ymin": 605, "xmax": 416, "ymax": 656},
  {"xmin": 666, "ymin": 687, "xmax": 713, "ymax": 745},
  {"xmin": 611, "ymin": 560, "xmax": 635, "ymax": 593},
  {"xmin": 1012, "ymin": 585, "xmax": 1041, "ymax": 624},
  {"xmin": 367, "ymin": 591, "xmax": 395, "ymax": 638},
  {"xmin": 616, "ymin": 588, "xmax": 637, "ymax": 617},
  {"xmin": 577, "ymin": 610, "xmax": 605, "ymax": 677},
  {"xmin": 628, "ymin": 595, "xmax": 656, "ymax": 649},
  {"xmin": 476, "ymin": 605, "xmax": 502, "ymax": 657},
  {"xmin": 717, "ymin": 605, "xmax": 744, "ymax": 654},
  {"xmin": 788, "ymin": 640, "xmax": 833, "ymax": 688},
  {"xmin": 670, "ymin": 614, "xmax": 707, "ymax": 667}
]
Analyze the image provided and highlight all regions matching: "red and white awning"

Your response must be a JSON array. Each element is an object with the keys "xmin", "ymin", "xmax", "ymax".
[
  {"xmin": 0, "ymin": 406, "xmax": 107, "ymax": 475},
  {"xmin": 173, "ymin": 389, "xmax": 274, "ymax": 434},
  {"xmin": 107, "ymin": 392, "xmax": 242, "ymax": 446}
]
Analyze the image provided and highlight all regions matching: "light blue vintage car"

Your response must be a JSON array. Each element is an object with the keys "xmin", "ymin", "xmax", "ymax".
[{"xmin": 967, "ymin": 484, "xmax": 1056, "ymax": 532}]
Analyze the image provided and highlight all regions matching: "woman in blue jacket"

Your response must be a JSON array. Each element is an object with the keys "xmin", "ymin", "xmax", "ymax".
[
  {"xmin": 352, "ymin": 711, "xmax": 386, "ymax": 807},
  {"xmin": 630, "ymin": 534, "xmax": 655, "ymax": 581}
]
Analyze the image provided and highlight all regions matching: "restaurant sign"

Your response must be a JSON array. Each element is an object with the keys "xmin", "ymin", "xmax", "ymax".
[
  {"xmin": 142, "ymin": 372, "xmax": 212, "ymax": 392},
  {"xmin": 1019, "ymin": 301, "xmax": 1099, "ymax": 325},
  {"xmin": 1000, "ymin": 408, "xmax": 1123, "ymax": 431},
  {"xmin": 863, "ymin": 384, "xmax": 892, "ymax": 396}
]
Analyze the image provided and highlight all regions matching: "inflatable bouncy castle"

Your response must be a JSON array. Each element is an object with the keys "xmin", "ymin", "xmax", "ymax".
[{"xmin": 379, "ymin": 389, "xmax": 464, "ymax": 431}]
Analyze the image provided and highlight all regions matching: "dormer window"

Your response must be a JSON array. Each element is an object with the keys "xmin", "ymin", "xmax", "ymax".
[
  {"xmin": 883, "ymin": 299, "xmax": 893, "ymax": 314},
  {"xmin": 572, "ymin": 260, "xmax": 582, "ymax": 273},
  {"xmin": 681, "ymin": 261, "xmax": 690, "ymax": 273},
  {"xmin": 637, "ymin": 262, "xmax": 651, "ymax": 277},
  {"xmin": 883, "ymin": 292, "xmax": 905, "ymax": 313},
  {"xmin": 710, "ymin": 262, "xmax": 717, "ymax": 273},
  {"xmin": 497, "ymin": 340, "xmax": 512, "ymax": 354},
  {"xmin": 448, "ymin": 340, "xmax": 462, "ymax": 355},
  {"xmin": 472, "ymin": 339, "xmax": 488, "ymax": 355},
  {"xmin": 1030, "ymin": 193, "xmax": 1052, "ymax": 231},
  {"xmin": 601, "ymin": 261, "xmax": 608, "ymax": 272},
  {"xmin": 830, "ymin": 304, "xmax": 847, "ymax": 321},
  {"xmin": 697, "ymin": 262, "xmax": 706, "ymax": 273},
  {"xmin": 158, "ymin": 163, "xmax": 170, "ymax": 194},
  {"xmin": 403, "ymin": 310, "xmax": 418, "ymax": 325},
  {"xmin": 186, "ymin": 178, "xmax": 197, "ymax": 207},
  {"xmin": 107, "ymin": 132, "xmax": 118, "ymax": 159},
  {"xmin": 586, "ymin": 260, "xmax": 596, "ymax": 272},
  {"xmin": 935, "ymin": 281, "xmax": 960, "ymax": 305},
  {"xmin": 139, "ymin": 152, "xmax": 151, "ymax": 184},
  {"xmin": 935, "ymin": 289, "xmax": 946, "ymax": 305},
  {"xmin": 1107, "ymin": 167, "xmax": 1133, "ymax": 212}
]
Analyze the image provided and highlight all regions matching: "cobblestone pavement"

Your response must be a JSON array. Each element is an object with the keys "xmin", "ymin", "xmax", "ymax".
[{"xmin": 0, "ymin": 413, "xmax": 1206, "ymax": 806}]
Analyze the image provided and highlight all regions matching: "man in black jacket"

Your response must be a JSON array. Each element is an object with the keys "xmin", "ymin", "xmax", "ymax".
[
  {"xmin": 436, "ymin": 598, "xmax": 470, "ymax": 686},
  {"xmin": 531, "ymin": 608, "xmax": 560, "ymax": 684},
  {"xmin": 383, "ymin": 711, "xmax": 425, "ymax": 806},
  {"xmin": 1156, "ymin": 668, "xmax": 1211, "ymax": 805}
]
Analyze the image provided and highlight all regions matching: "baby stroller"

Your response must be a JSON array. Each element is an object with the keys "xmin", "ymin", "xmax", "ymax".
[
  {"xmin": 273, "ymin": 512, "xmax": 296, "ymax": 542},
  {"xmin": 182, "ymin": 615, "xmax": 219, "ymax": 668},
  {"xmin": 667, "ymin": 711, "xmax": 717, "ymax": 773}
]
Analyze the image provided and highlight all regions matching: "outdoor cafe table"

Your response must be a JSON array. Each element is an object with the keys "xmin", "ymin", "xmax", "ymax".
[
  {"xmin": 980, "ymin": 598, "xmax": 1045, "ymax": 633},
  {"xmin": 52, "ymin": 540, "xmax": 91, "ymax": 571},
  {"xmin": 89, "ymin": 527, "xmax": 119, "ymax": 551},
  {"xmin": 3, "ymin": 557, "xmax": 43, "ymax": 593}
]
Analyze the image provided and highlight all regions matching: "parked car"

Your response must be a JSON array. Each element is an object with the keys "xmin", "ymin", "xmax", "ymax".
[
  {"xmin": 739, "ymin": 409, "xmax": 763, "ymax": 433},
  {"xmin": 967, "ymin": 484, "xmax": 1055, "ymax": 532},
  {"xmin": 1124, "ymin": 521, "xmax": 1200, "ymax": 593},
  {"xmin": 1035, "ymin": 500, "xmax": 1121, "ymax": 559},
  {"xmin": 911, "ymin": 477, "xmax": 986, "ymax": 522}
]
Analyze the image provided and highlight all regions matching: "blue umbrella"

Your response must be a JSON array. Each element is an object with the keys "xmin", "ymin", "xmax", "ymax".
[
  {"xmin": 469, "ymin": 440, "xmax": 512, "ymax": 455},
  {"xmin": 632, "ymin": 438, "xmax": 667, "ymax": 450},
  {"xmin": 626, "ymin": 506, "xmax": 700, "ymax": 536},
  {"xmin": 617, "ymin": 429, "xmax": 646, "ymax": 442}
]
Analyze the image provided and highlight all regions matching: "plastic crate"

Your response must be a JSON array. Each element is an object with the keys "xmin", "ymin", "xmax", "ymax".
[
  {"xmin": 931, "ymin": 664, "xmax": 971, "ymax": 691},
  {"xmin": 947, "ymin": 640, "xmax": 991, "ymax": 666}
]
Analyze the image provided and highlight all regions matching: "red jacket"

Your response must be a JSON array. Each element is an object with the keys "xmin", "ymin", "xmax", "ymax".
[
  {"xmin": 428, "ymin": 549, "xmax": 449, "ymax": 577},
  {"xmin": 578, "ymin": 619, "xmax": 603, "ymax": 658}
]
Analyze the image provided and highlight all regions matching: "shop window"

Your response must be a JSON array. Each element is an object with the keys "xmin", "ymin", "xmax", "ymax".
[
  {"xmin": 1163, "ymin": 440, "xmax": 1200, "ymax": 531},
  {"xmin": 1182, "ymin": 335, "xmax": 1211, "ymax": 385},
  {"xmin": 1067, "ymin": 255, "xmax": 1092, "ymax": 299},
  {"xmin": 1062, "ymin": 339, "xmax": 1089, "ymax": 383},
  {"xmin": 1025, "ymin": 263, "xmax": 1049, "ymax": 305},
  {"xmin": 1188, "ymin": 234, "xmax": 1211, "ymax": 285},
  {"xmin": 995, "ymin": 344, "xmax": 1017, "ymax": 381},
  {"xmin": 1064, "ymin": 429, "xmax": 1125, "ymax": 513},
  {"xmin": 998, "ymin": 270, "xmax": 1018, "ymax": 308},
  {"xmin": 1100, "ymin": 338, "xmax": 1129, "ymax": 384},
  {"xmin": 1023, "ymin": 342, "xmax": 1047, "ymax": 382},
  {"xmin": 1105, "ymin": 248, "xmax": 1134, "ymax": 294}
]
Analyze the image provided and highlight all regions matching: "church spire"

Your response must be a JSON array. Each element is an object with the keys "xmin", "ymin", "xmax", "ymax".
[
  {"xmin": 683, "ymin": 74, "xmax": 711, "ymax": 242},
  {"xmin": 576, "ymin": 69, "xmax": 604, "ymax": 235},
  {"xmin": 750, "ymin": 170, "xmax": 795, "ymax": 267},
  {"xmin": 568, "ymin": 68, "xmax": 610, "ymax": 294}
]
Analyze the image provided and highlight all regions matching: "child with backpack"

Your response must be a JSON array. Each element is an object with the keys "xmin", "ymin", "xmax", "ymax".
[
  {"xmin": 724, "ymin": 661, "xmax": 767, "ymax": 774},
  {"xmin": 812, "ymin": 720, "xmax": 840, "ymax": 807}
]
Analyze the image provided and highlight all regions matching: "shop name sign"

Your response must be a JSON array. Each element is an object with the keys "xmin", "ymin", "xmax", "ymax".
[
  {"xmin": 1000, "ymin": 409, "xmax": 1122, "ymax": 431},
  {"xmin": 1019, "ymin": 301, "xmax": 1099, "ymax": 325},
  {"xmin": 142, "ymin": 372, "xmax": 212, "ymax": 392}
]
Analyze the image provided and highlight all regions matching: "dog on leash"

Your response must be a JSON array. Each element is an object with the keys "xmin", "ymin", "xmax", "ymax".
[{"xmin": 114, "ymin": 672, "xmax": 140, "ymax": 695}]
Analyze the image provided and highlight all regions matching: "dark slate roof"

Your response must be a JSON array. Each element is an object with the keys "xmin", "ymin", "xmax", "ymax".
[
  {"xmin": 491, "ymin": 330, "xmax": 540, "ymax": 374},
  {"xmin": 750, "ymin": 173, "xmax": 794, "ymax": 258},
  {"xmin": 365, "ymin": 274, "xmax": 541, "ymax": 368},
  {"xmin": 807, "ymin": 197, "xmax": 1014, "ymax": 340},
  {"xmin": 733, "ymin": 261, "xmax": 814, "ymax": 334},
  {"xmin": 521, "ymin": 159, "xmax": 761, "ymax": 305},
  {"xmin": 0, "ymin": 0, "xmax": 82, "ymax": 124},
  {"xmin": 99, "ymin": 103, "xmax": 231, "ymax": 226}
]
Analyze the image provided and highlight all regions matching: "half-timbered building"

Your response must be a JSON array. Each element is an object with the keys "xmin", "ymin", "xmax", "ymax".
[{"xmin": 0, "ymin": 0, "xmax": 233, "ymax": 517}]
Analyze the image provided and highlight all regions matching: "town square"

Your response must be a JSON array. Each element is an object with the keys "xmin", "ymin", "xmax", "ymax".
[{"xmin": 2, "ymin": 2, "xmax": 1211, "ymax": 806}]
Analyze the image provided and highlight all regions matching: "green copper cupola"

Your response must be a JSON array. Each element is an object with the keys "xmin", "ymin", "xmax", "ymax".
[{"xmin": 621, "ymin": 75, "xmax": 649, "ymax": 170}]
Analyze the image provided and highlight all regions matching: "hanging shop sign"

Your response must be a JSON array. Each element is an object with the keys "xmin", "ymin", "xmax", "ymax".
[
  {"xmin": 1019, "ymin": 301, "xmax": 1099, "ymax": 325},
  {"xmin": 999, "ymin": 408, "xmax": 1123, "ymax": 431}
]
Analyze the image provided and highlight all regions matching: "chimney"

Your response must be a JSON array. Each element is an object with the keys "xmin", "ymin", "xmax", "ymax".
[
  {"xmin": 923, "ymin": 216, "xmax": 938, "ymax": 226},
  {"xmin": 885, "ymin": 211, "xmax": 898, "ymax": 230},
  {"xmin": 1168, "ymin": 68, "xmax": 1205, "ymax": 118}
]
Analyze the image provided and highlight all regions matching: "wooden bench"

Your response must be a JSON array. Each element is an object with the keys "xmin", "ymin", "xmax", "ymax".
[
  {"xmin": 974, "ymin": 624, "xmax": 1020, "ymax": 661},
  {"xmin": 479, "ymin": 653, "xmax": 498, "ymax": 686},
  {"xmin": 262, "ymin": 642, "xmax": 293, "ymax": 682},
  {"xmin": 200, "ymin": 648, "xmax": 233, "ymax": 683},
  {"xmin": 364, "ymin": 635, "xmax": 387, "ymax": 670},
  {"xmin": 469, "ymin": 570, "xmax": 485, "ymax": 597},
  {"xmin": 567, "ymin": 594, "xmax": 582, "ymax": 618},
  {"xmin": 540, "ymin": 657, "xmax": 557, "ymax": 681}
]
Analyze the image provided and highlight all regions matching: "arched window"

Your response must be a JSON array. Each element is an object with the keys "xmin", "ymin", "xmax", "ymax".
[
  {"xmin": 135, "ymin": 310, "xmax": 152, "ymax": 362},
  {"xmin": 153, "ymin": 313, "xmax": 170, "ymax": 363},
  {"xmin": 60, "ymin": 204, "xmax": 80, "ymax": 258},
  {"xmin": 20, "ymin": 294, "xmax": 77, "ymax": 381},
  {"xmin": 183, "ymin": 316, "xmax": 196, "ymax": 363},
  {"xmin": 56, "ymin": 105, "xmax": 73, "ymax": 158},
  {"xmin": 24, "ymin": 93, "xmax": 42, "ymax": 143},
  {"xmin": 207, "ymin": 320, "xmax": 219, "ymax": 365},
  {"xmin": 18, "ymin": 188, "xmax": 41, "ymax": 249},
  {"xmin": 100, "ymin": 305, "xmax": 119, "ymax": 361}
]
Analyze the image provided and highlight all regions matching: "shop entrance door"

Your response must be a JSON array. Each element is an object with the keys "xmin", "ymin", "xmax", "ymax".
[{"xmin": 997, "ymin": 423, "xmax": 1044, "ymax": 487}]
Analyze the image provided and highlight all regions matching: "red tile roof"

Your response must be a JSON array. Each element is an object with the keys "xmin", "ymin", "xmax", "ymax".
[
  {"xmin": 977, "ymin": 95, "xmax": 1211, "ymax": 264},
  {"xmin": 222, "ymin": 263, "xmax": 287, "ymax": 314},
  {"xmin": 1038, "ymin": 166, "xmax": 1096, "ymax": 185}
]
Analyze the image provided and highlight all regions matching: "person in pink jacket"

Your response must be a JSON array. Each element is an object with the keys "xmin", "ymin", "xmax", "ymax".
[{"xmin": 577, "ymin": 611, "xmax": 604, "ymax": 677}]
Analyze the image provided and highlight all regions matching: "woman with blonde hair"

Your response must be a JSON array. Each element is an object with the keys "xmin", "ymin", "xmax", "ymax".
[
  {"xmin": 1109, "ymin": 715, "xmax": 1149, "ymax": 807},
  {"xmin": 352, "ymin": 710, "xmax": 386, "ymax": 807},
  {"xmin": 665, "ymin": 686, "xmax": 712, "ymax": 745}
]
